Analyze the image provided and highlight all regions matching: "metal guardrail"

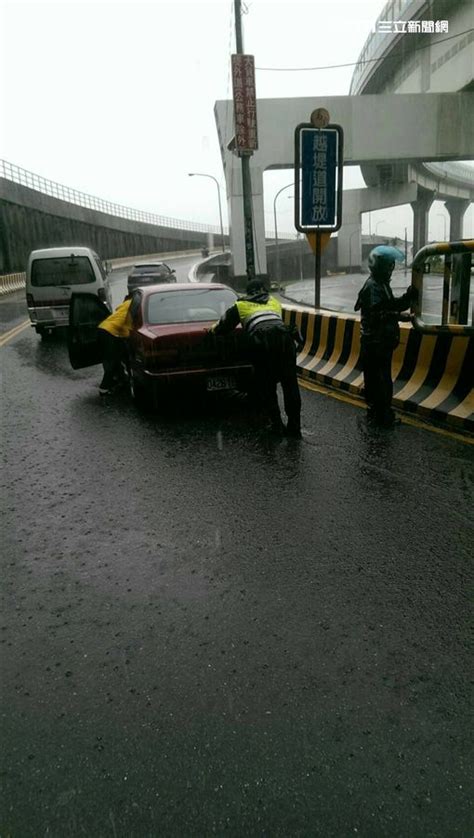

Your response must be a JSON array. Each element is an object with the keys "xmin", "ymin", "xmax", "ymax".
[
  {"xmin": 0, "ymin": 272, "xmax": 26, "ymax": 296},
  {"xmin": 411, "ymin": 240, "xmax": 474, "ymax": 334},
  {"xmin": 0, "ymin": 159, "xmax": 228, "ymax": 236}
]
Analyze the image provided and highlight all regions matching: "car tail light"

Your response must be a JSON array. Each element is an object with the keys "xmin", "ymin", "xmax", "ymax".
[
  {"xmin": 26, "ymin": 294, "xmax": 34, "ymax": 307},
  {"xmin": 97, "ymin": 288, "xmax": 106, "ymax": 302}
]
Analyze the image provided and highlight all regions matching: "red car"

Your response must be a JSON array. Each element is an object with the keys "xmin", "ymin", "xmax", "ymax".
[{"xmin": 68, "ymin": 283, "xmax": 254, "ymax": 406}]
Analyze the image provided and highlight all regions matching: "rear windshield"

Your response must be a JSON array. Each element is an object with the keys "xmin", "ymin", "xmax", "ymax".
[
  {"xmin": 31, "ymin": 256, "xmax": 95, "ymax": 287},
  {"xmin": 146, "ymin": 288, "xmax": 236, "ymax": 325}
]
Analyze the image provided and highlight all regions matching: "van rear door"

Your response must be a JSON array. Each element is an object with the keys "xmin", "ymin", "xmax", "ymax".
[
  {"xmin": 68, "ymin": 293, "xmax": 110, "ymax": 369},
  {"xmin": 29, "ymin": 253, "xmax": 102, "ymax": 328}
]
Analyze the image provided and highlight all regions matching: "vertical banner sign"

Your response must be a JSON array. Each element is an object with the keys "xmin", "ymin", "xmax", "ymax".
[
  {"xmin": 294, "ymin": 121, "xmax": 343, "ymax": 309},
  {"xmin": 302, "ymin": 129, "xmax": 337, "ymax": 226},
  {"xmin": 231, "ymin": 54, "xmax": 258, "ymax": 153},
  {"xmin": 294, "ymin": 124, "xmax": 343, "ymax": 232}
]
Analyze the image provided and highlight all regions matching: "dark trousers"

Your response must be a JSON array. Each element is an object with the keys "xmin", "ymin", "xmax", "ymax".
[
  {"xmin": 361, "ymin": 339, "xmax": 395, "ymax": 422},
  {"xmin": 250, "ymin": 326, "xmax": 301, "ymax": 429},
  {"xmin": 98, "ymin": 330, "xmax": 127, "ymax": 389}
]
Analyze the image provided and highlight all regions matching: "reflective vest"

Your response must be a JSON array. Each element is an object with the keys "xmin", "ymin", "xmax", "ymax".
[{"xmin": 235, "ymin": 297, "xmax": 283, "ymax": 335}]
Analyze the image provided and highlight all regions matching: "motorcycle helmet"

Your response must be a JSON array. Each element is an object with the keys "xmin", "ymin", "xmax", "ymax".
[{"xmin": 368, "ymin": 245, "xmax": 404, "ymax": 279}]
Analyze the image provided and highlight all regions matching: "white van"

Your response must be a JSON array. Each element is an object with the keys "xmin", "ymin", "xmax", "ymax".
[{"xmin": 26, "ymin": 246, "xmax": 113, "ymax": 337}]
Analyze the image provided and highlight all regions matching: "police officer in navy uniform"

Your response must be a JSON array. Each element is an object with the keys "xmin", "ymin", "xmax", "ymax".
[
  {"xmin": 355, "ymin": 246, "xmax": 418, "ymax": 427},
  {"xmin": 211, "ymin": 279, "xmax": 302, "ymax": 437}
]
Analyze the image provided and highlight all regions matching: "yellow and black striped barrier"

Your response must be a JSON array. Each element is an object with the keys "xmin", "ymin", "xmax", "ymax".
[{"xmin": 283, "ymin": 305, "xmax": 474, "ymax": 433}]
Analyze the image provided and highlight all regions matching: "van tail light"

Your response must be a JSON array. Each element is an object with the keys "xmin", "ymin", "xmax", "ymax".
[
  {"xmin": 26, "ymin": 294, "xmax": 34, "ymax": 307},
  {"xmin": 97, "ymin": 288, "xmax": 106, "ymax": 303}
]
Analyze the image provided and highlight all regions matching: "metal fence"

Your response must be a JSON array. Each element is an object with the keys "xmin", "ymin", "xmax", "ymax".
[
  {"xmin": 0, "ymin": 159, "xmax": 228, "ymax": 236},
  {"xmin": 0, "ymin": 272, "xmax": 26, "ymax": 296}
]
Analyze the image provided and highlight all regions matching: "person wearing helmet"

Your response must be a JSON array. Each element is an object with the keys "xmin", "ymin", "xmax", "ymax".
[
  {"xmin": 355, "ymin": 246, "xmax": 418, "ymax": 427},
  {"xmin": 209, "ymin": 279, "xmax": 302, "ymax": 437}
]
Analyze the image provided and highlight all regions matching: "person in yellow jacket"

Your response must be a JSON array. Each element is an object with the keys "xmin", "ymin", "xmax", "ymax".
[
  {"xmin": 210, "ymin": 279, "xmax": 302, "ymax": 437},
  {"xmin": 97, "ymin": 295, "xmax": 133, "ymax": 394}
]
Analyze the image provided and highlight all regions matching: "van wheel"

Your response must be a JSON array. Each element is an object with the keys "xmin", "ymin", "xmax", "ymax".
[{"xmin": 129, "ymin": 369, "xmax": 150, "ymax": 410}]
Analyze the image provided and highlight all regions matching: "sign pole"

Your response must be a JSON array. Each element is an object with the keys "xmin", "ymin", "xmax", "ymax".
[
  {"xmin": 242, "ymin": 159, "xmax": 255, "ymax": 280},
  {"xmin": 294, "ymin": 109, "xmax": 343, "ymax": 309},
  {"xmin": 234, "ymin": 0, "xmax": 256, "ymax": 281},
  {"xmin": 404, "ymin": 226, "xmax": 408, "ymax": 276},
  {"xmin": 315, "ymin": 229, "xmax": 321, "ymax": 309}
]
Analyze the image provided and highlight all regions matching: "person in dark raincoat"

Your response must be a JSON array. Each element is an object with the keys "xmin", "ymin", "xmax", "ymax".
[
  {"xmin": 210, "ymin": 279, "xmax": 302, "ymax": 437},
  {"xmin": 355, "ymin": 245, "xmax": 418, "ymax": 427}
]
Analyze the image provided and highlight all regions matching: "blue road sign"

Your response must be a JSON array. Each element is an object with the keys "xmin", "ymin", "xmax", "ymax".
[{"xmin": 294, "ymin": 124, "xmax": 343, "ymax": 233}]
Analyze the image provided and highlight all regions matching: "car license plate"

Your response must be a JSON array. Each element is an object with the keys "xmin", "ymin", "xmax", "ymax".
[{"xmin": 207, "ymin": 375, "xmax": 236, "ymax": 392}]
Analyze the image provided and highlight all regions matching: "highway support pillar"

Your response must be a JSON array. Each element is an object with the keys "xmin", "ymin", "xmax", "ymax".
[
  {"xmin": 444, "ymin": 198, "xmax": 470, "ymax": 241},
  {"xmin": 411, "ymin": 187, "xmax": 435, "ymax": 255}
]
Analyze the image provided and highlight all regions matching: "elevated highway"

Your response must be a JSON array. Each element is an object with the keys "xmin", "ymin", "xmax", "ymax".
[
  {"xmin": 215, "ymin": 0, "xmax": 474, "ymax": 280},
  {"xmin": 0, "ymin": 160, "xmax": 230, "ymax": 274},
  {"xmin": 348, "ymin": 0, "xmax": 474, "ymax": 263}
]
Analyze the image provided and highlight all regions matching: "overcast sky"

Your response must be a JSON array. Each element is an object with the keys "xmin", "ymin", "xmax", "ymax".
[{"xmin": 0, "ymin": 0, "xmax": 472, "ymax": 242}]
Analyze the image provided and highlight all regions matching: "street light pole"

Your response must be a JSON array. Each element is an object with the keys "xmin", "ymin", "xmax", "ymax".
[
  {"xmin": 188, "ymin": 173, "xmax": 225, "ymax": 252},
  {"xmin": 234, "ymin": 0, "xmax": 256, "ymax": 280},
  {"xmin": 375, "ymin": 220, "xmax": 386, "ymax": 237},
  {"xmin": 273, "ymin": 181, "xmax": 293, "ymax": 283}
]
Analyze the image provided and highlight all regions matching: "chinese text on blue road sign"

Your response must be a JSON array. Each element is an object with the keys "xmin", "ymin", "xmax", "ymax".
[{"xmin": 295, "ymin": 125, "xmax": 343, "ymax": 232}]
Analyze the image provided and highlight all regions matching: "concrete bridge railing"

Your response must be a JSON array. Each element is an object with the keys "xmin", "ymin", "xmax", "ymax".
[
  {"xmin": 0, "ymin": 272, "xmax": 26, "ymax": 296},
  {"xmin": 0, "ymin": 160, "xmax": 228, "ymax": 236}
]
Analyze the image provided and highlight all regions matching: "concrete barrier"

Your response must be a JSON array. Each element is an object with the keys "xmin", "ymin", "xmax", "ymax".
[
  {"xmin": 0, "ymin": 272, "xmax": 26, "ymax": 296},
  {"xmin": 110, "ymin": 248, "xmax": 206, "ymax": 271},
  {"xmin": 283, "ymin": 303, "xmax": 474, "ymax": 433}
]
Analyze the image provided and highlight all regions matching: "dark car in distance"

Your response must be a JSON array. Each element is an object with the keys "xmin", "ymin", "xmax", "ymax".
[
  {"xmin": 68, "ymin": 283, "xmax": 254, "ymax": 408},
  {"xmin": 127, "ymin": 262, "xmax": 176, "ymax": 293}
]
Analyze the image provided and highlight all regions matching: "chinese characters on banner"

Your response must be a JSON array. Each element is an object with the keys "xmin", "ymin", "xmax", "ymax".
[
  {"xmin": 300, "ymin": 128, "xmax": 338, "ymax": 228},
  {"xmin": 231, "ymin": 54, "xmax": 258, "ymax": 153},
  {"xmin": 374, "ymin": 19, "xmax": 449, "ymax": 33}
]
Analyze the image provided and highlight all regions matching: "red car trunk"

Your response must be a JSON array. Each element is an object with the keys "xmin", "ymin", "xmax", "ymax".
[{"xmin": 134, "ymin": 322, "xmax": 249, "ymax": 373}]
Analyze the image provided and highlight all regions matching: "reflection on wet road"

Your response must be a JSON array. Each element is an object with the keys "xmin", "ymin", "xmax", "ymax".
[{"xmin": 1, "ymin": 291, "xmax": 473, "ymax": 837}]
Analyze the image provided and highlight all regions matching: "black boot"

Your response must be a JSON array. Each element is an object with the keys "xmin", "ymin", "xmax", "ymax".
[{"xmin": 285, "ymin": 419, "xmax": 302, "ymax": 439}]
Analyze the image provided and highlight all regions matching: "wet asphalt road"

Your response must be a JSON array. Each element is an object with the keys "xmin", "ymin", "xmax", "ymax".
[
  {"xmin": 283, "ymin": 271, "xmax": 474, "ymax": 325},
  {"xmin": 1, "ymin": 282, "xmax": 473, "ymax": 837}
]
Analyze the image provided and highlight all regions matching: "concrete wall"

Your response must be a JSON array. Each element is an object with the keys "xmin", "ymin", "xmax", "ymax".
[
  {"xmin": 196, "ymin": 241, "xmax": 338, "ymax": 289},
  {"xmin": 266, "ymin": 240, "xmax": 338, "ymax": 282},
  {"xmin": 0, "ymin": 178, "xmax": 229, "ymax": 273}
]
